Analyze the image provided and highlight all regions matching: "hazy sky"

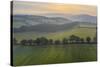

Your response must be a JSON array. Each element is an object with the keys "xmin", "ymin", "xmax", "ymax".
[{"xmin": 13, "ymin": 1, "xmax": 97, "ymax": 16}]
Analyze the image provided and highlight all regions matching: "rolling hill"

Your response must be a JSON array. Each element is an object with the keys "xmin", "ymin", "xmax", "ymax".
[
  {"xmin": 12, "ymin": 14, "xmax": 97, "ymax": 42},
  {"xmin": 68, "ymin": 14, "xmax": 97, "ymax": 23},
  {"xmin": 12, "ymin": 15, "xmax": 72, "ymax": 28},
  {"xmin": 13, "ymin": 21, "xmax": 96, "ymax": 33},
  {"xmin": 12, "ymin": 14, "xmax": 97, "ymax": 28},
  {"xmin": 13, "ymin": 22, "xmax": 79, "ymax": 33}
]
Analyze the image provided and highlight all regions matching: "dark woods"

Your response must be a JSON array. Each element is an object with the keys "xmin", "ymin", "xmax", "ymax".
[{"xmin": 13, "ymin": 35, "xmax": 97, "ymax": 46}]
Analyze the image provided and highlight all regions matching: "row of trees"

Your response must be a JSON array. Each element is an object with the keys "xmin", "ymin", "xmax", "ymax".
[{"xmin": 13, "ymin": 35, "xmax": 97, "ymax": 46}]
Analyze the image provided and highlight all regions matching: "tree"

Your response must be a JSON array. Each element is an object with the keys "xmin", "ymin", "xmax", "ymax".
[
  {"xmin": 54, "ymin": 40, "xmax": 61, "ymax": 45},
  {"xmin": 34, "ymin": 38, "xmax": 41, "ymax": 45},
  {"xmin": 62, "ymin": 38, "xmax": 68, "ymax": 44},
  {"xmin": 40, "ymin": 37, "xmax": 48, "ymax": 45},
  {"xmin": 80, "ymin": 38, "xmax": 84, "ymax": 44},
  {"xmin": 74, "ymin": 37, "xmax": 81, "ymax": 44},
  {"xmin": 69, "ymin": 35, "xmax": 75, "ymax": 43},
  {"xmin": 34, "ymin": 37, "xmax": 48, "ymax": 45},
  {"xmin": 48, "ymin": 39, "xmax": 53, "ymax": 45},
  {"xmin": 27, "ymin": 39, "xmax": 34, "ymax": 45},
  {"xmin": 86, "ymin": 37, "xmax": 91, "ymax": 43},
  {"xmin": 69, "ymin": 35, "xmax": 80, "ymax": 44},
  {"xmin": 20, "ymin": 39, "xmax": 27, "ymax": 45}
]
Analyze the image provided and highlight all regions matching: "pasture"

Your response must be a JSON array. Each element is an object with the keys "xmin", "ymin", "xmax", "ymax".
[
  {"xmin": 13, "ymin": 27, "xmax": 97, "ymax": 66},
  {"xmin": 13, "ymin": 44, "xmax": 97, "ymax": 66}
]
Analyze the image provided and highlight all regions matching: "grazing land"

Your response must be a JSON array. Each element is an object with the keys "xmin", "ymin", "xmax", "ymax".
[
  {"xmin": 13, "ymin": 44, "xmax": 97, "ymax": 66},
  {"xmin": 13, "ymin": 27, "xmax": 97, "ymax": 66}
]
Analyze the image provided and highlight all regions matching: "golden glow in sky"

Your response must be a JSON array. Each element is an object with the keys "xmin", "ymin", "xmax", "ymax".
[{"xmin": 13, "ymin": 1, "xmax": 97, "ymax": 16}]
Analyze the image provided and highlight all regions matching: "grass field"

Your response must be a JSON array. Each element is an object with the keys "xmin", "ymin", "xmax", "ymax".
[
  {"xmin": 13, "ymin": 27, "xmax": 97, "ymax": 66},
  {"xmin": 13, "ymin": 44, "xmax": 97, "ymax": 66}
]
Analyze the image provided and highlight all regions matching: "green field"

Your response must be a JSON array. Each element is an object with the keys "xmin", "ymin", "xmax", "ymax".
[
  {"xmin": 13, "ymin": 44, "xmax": 97, "ymax": 66},
  {"xmin": 14, "ymin": 27, "xmax": 96, "ymax": 42},
  {"xmin": 13, "ymin": 27, "xmax": 97, "ymax": 66}
]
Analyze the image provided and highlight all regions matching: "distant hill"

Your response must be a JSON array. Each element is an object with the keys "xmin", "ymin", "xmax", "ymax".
[
  {"xmin": 68, "ymin": 14, "xmax": 97, "ymax": 23},
  {"xmin": 12, "ymin": 15, "xmax": 72, "ymax": 28},
  {"xmin": 13, "ymin": 22, "xmax": 96, "ymax": 33},
  {"xmin": 37, "ymin": 14, "xmax": 97, "ymax": 23},
  {"xmin": 12, "ymin": 14, "xmax": 97, "ymax": 28}
]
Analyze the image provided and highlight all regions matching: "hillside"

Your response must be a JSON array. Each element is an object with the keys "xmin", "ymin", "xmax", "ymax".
[
  {"xmin": 14, "ymin": 27, "xmax": 96, "ymax": 42},
  {"xmin": 12, "ymin": 14, "xmax": 97, "ymax": 28},
  {"xmin": 12, "ymin": 15, "xmax": 72, "ymax": 28}
]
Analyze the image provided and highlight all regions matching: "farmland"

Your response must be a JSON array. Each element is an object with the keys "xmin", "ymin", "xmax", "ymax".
[
  {"xmin": 13, "ymin": 44, "xmax": 97, "ymax": 66},
  {"xmin": 13, "ymin": 26, "xmax": 97, "ymax": 66}
]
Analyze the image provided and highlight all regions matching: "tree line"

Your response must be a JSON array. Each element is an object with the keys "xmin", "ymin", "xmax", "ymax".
[{"xmin": 13, "ymin": 35, "xmax": 97, "ymax": 46}]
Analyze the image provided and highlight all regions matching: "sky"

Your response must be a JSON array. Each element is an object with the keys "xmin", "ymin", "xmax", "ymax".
[{"xmin": 13, "ymin": 1, "xmax": 97, "ymax": 16}]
